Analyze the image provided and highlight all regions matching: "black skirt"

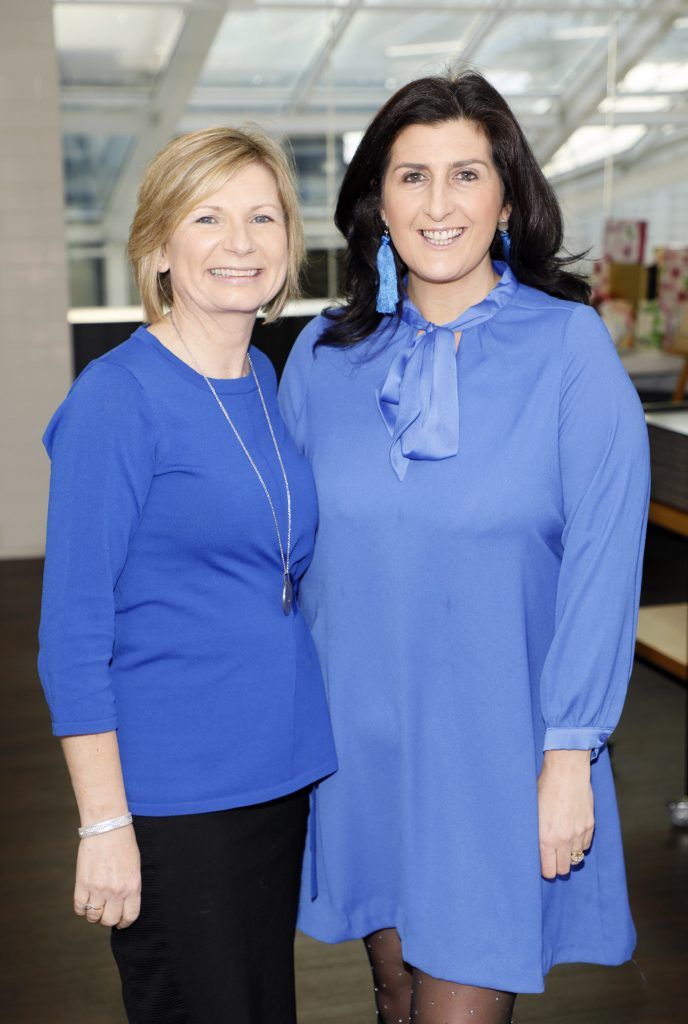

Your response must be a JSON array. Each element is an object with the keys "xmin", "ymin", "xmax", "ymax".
[{"xmin": 111, "ymin": 787, "xmax": 310, "ymax": 1024}]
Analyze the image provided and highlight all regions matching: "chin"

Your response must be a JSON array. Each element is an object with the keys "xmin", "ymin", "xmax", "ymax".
[{"xmin": 412, "ymin": 266, "xmax": 471, "ymax": 286}]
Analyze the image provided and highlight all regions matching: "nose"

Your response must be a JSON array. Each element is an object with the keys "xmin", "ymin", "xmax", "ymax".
[
  {"xmin": 424, "ymin": 180, "xmax": 456, "ymax": 223},
  {"xmin": 220, "ymin": 220, "xmax": 255, "ymax": 256}
]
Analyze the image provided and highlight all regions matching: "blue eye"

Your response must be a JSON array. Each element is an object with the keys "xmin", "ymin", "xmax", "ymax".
[
  {"xmin": 195, "ymin": 215, "xmax": 216, "ymax": 224},
  {"xmin": 252, "ymin": 214, "xmax": 274, "ymax": 224}
]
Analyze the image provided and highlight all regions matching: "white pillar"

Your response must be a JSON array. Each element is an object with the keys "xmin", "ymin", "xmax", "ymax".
[{"xmin": 0, "ymin": 0, "xmax": 71, "ymax": 558}]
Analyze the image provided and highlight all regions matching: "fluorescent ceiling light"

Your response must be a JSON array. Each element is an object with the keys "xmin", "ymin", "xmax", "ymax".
[
  {"xmin": 621, "ymin": 62, "xmax": 688, "ymax": 93},
  {"xmin": 530, "ymin": 98, "xmax": 553, "ymax": 115},
  {"xmin": 486, "ymin": 70, "xmax": 532, "ymax": 95},
  {"xmin": 544, "ymin": 124, "xmax": 647, "ymax": 177},
  {"xmin": 386, "ymin": 39, "xmax": 466, "ymax": 58},
  {"xmin": 599, "ymin": 95, "xmax": 673, "ymax": 113},
  {"xmin": 552, "ymin": 26, "xmax": 608, "ymax": 41}
]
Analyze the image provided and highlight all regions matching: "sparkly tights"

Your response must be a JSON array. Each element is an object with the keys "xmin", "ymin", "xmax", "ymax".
[{"xmin": 364, "ymin": 928, "xmax": 516, "ymax": 1024}]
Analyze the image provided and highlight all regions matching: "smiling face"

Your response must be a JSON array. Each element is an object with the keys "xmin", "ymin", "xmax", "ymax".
[
  {"xmin": 380, "ymin": 119, "xmax": 511, "ymax": 301},
  {"xmin": 158, "ymin": 161, "xmax": 289, "ymax": 318}
]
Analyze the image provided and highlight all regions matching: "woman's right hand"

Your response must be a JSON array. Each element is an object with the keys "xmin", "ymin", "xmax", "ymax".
[{"xmin": 74, "ymin": 824, "xmax": 141, "ymax": 929}]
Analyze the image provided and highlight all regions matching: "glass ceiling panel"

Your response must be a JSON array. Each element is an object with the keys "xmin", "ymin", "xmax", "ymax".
[
  {"xmin": 471, "ymin": 13, "xmax": 609, "ymax": 95},
  {"xmin": 63, "ymin": 133, "xmax": 134, "ymax": 221},
  {"xmin": 318, "ymin": 10, "xmax": 481, "ymax": 92},
  {"xmin": 544, "ymin": 124, "xmax": 647, "ymax": 177},
  {"xmin": 197, "ymin": 8, "xmax": 330, "ymax": 90},
  {"xmin": 620, "ymin": 19, "xmax": 688, "ymax": 93},
  {"xmin": 54, "ymin": 2, "xmax": 185, "ymax": 87}
]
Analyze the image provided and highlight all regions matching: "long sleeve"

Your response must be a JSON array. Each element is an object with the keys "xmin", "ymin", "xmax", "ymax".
[
  {"xmin": 540, "ymin": 305, "xmax": 650, "ymax": 759},
  {"xmin": 38, "ymin": 360, "xmax": 157, "ymax": 736},
  {"xmin": 278, "ymin": 316, "xmax": 324, "ymax": 453}
]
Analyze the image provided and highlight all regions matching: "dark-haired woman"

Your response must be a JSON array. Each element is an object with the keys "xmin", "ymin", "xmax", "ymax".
[{"xmin": 279, "ymin": 72, "xmax": 649, "ymax": 1022}]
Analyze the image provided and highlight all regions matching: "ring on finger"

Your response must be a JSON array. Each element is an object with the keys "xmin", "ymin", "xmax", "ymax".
[
  {"xmin": 570, "ymin": 849, "xmax": 585, "ymax": 865},
  {"xmin": 82, "ymin": 903, "xmax": 104, "ymax": 912}
]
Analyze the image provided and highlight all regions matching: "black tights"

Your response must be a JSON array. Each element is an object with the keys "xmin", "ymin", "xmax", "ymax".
[{"xmin": 364, "ymin": 928, "xmax": 516, "ymax": 1024}]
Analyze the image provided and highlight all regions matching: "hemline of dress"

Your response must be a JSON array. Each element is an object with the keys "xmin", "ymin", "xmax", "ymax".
[
  {"xmin": 126, "ymin": 759, "xmax": 338, "ymax": 816},
  {"xmin": 296, "ymin": 915, "xmax": 636, "ymax": 995}
]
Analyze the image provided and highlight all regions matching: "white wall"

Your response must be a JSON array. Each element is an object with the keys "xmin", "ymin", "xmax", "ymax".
[
  {"xmin": 0, "ymin": 0, "xmax": 71, "ymax": 558},
  {"xmin": 556, "ymin": 139, "xmax": 688, "ymax": 263}
]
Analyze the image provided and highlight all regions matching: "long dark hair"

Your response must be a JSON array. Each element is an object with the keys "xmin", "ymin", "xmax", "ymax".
[{"xmin": 318, "ymin": 69, "xmax": 590, "ymax": 348}]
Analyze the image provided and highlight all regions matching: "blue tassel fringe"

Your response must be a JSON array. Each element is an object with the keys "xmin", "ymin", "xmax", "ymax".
[
  {"xmin": 499, "ymin": 228, "xmax": 511, "ymax": 264},
  {"xmin": 376, "ymin": 232, "xmax": 399, "ymax": 314}
]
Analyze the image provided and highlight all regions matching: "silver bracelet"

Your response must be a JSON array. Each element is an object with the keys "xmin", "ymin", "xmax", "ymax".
[{"xmin": 78, "ymin": 812, "xmax": 133, "ymax": 839}]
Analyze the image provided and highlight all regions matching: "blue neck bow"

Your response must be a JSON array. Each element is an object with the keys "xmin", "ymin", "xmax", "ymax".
[{"xmin": 376, "ymin": 261, "xmax": 518, "ymax": 481}]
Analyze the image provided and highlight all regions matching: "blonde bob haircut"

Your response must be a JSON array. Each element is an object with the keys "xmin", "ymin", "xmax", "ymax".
[{"xmin": 128, "ymin": 126, "xmax": 305, "ymax": 324}]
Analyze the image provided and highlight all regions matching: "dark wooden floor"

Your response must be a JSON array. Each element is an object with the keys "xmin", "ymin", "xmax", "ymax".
[{"xmin": 1, "ymin": 558, "xmax": 686, "ymax": 1023}]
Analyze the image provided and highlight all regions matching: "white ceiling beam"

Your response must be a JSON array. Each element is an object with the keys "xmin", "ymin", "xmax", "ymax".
[
  {"xmin": 61, "ymin": 109, "xmax": 148, "ymax": 135},
  {"xmin": 180, "ymin": 111, "xmax": 555, "ymax": 135},
  {"xmin": 61, "ymin": 99, "xmax": 688, "ymax": 139},
  {"xmin": 287, "ymin": 1, "xmax": 361, "ymax": 114},
  {"xmin": 103, "ymin": 0, "xmax": 227, "ymax": 237},
  {"xmin": 55, "ymin": 0, "xmax": 688, "ymax": 10},
  {"xmin": 539, "ymin": 0, "xmax": 683, "ymax": 165},
  {"xmin": 585, "ymin": 107, "xmax": 688, "ymax": 126},
  {"xmin": 455, "ymin": 0, "xmax": 511, "ymax": 63}
]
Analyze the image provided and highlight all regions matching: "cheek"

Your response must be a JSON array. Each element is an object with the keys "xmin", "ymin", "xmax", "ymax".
[
  {"xmin": 170, "ymin": 238, "xmax": 206, "ymax": 274},
  {"xmin": 268, "ymin": 231, "xmax": 289, "ymax": 270},
  {"xmin": 472, "ymin": 188, "xmax": 505, "ymax": 228},
  {"xmin": 382, "ymin": 189, "xmax": 413, "ymax": 230}
]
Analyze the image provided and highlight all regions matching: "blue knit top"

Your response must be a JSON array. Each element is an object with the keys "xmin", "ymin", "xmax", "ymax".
[{"xmin": 38, "ymin": 327, "xmax": 337, "ymax": 815}]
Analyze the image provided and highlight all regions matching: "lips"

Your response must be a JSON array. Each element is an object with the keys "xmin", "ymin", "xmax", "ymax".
[{"xmin": 420, "ymin": 228, "xmax": 466, "ymax": 247}]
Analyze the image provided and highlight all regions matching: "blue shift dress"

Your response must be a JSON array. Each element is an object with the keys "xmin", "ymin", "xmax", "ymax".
[{"xmin": 278, "ymin": 264, "xmax": 650, "ymax": 993}]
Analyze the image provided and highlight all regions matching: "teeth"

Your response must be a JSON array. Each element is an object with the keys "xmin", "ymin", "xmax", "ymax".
[
  {"xmin": 421, "ymin": 228, "xmax": 464, "ymax": 246},
  {"xmin": 210, "ymin": 268, "xmax": 259, "ymax": 277}
]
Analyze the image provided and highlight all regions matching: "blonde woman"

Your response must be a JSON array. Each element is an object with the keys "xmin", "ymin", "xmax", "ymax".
[{"xmin": 38, "ymin": 128, "xmax": 336, "ymax": 1023}]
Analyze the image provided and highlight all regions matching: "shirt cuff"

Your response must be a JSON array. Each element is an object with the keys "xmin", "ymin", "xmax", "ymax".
[
  {"xmin": 543, "ymin": 726, "xmax": 612, "ymax": 762},
  {"xmin": 51, "ymin": 715, "xmax": 118, "ymax": 737}
]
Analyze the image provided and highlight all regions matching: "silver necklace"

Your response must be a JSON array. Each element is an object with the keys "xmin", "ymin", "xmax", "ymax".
[{"xmin": 169, "ymin": 313, "xmax": 294, "ymax": 615}]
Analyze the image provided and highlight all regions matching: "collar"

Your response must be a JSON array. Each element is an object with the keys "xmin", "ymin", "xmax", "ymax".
[{"xmin": 376, "ymin": 262, "xmax": 517, "ymax": 481}]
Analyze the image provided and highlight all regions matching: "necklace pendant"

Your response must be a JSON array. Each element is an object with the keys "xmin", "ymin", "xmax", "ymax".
[{"xmin": 282, "ymin": 572, "xmax": 294, "ymax": 615}]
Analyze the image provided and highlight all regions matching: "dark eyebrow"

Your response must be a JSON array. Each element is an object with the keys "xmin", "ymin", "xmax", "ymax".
[{"xmin": 393, "ymin": 159, "xmax": 489, "ymax": 172}]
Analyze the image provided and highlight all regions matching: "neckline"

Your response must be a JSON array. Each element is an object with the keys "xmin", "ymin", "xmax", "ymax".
[
  {"xmin": 400, "ymin": 260, "xmax": 518, "ymax": 332},
  {"xmin": 137, "ymin": 325, "xmax": 258, "ymax": 395}
]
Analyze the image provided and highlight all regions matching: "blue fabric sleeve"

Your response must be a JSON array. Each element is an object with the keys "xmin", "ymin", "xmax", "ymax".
[
  {"xmin": 540, "ymin": 305, "xmax": 650, "ymax": 760},
  {"xmin": 38, "ymin": 361, "xmax": 157, "ymax": 736},
  {"xmin": 277, "ymin": 315, "xmax": 325, "ymax": 452}
]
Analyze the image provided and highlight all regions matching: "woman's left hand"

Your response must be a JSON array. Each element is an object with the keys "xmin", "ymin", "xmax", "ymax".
[{"xmin": 537, "ymin": 749, "xmax": 595, "ymax": 879}]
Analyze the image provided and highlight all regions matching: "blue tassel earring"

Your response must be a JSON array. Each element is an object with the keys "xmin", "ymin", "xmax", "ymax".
[
  {"xmin": 498, "ymin": 221, "xmax": 511, "ymax": 264},
  {"xmin": 376, "ymin": 230, "xmax": 399, "ymax": 314}
]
